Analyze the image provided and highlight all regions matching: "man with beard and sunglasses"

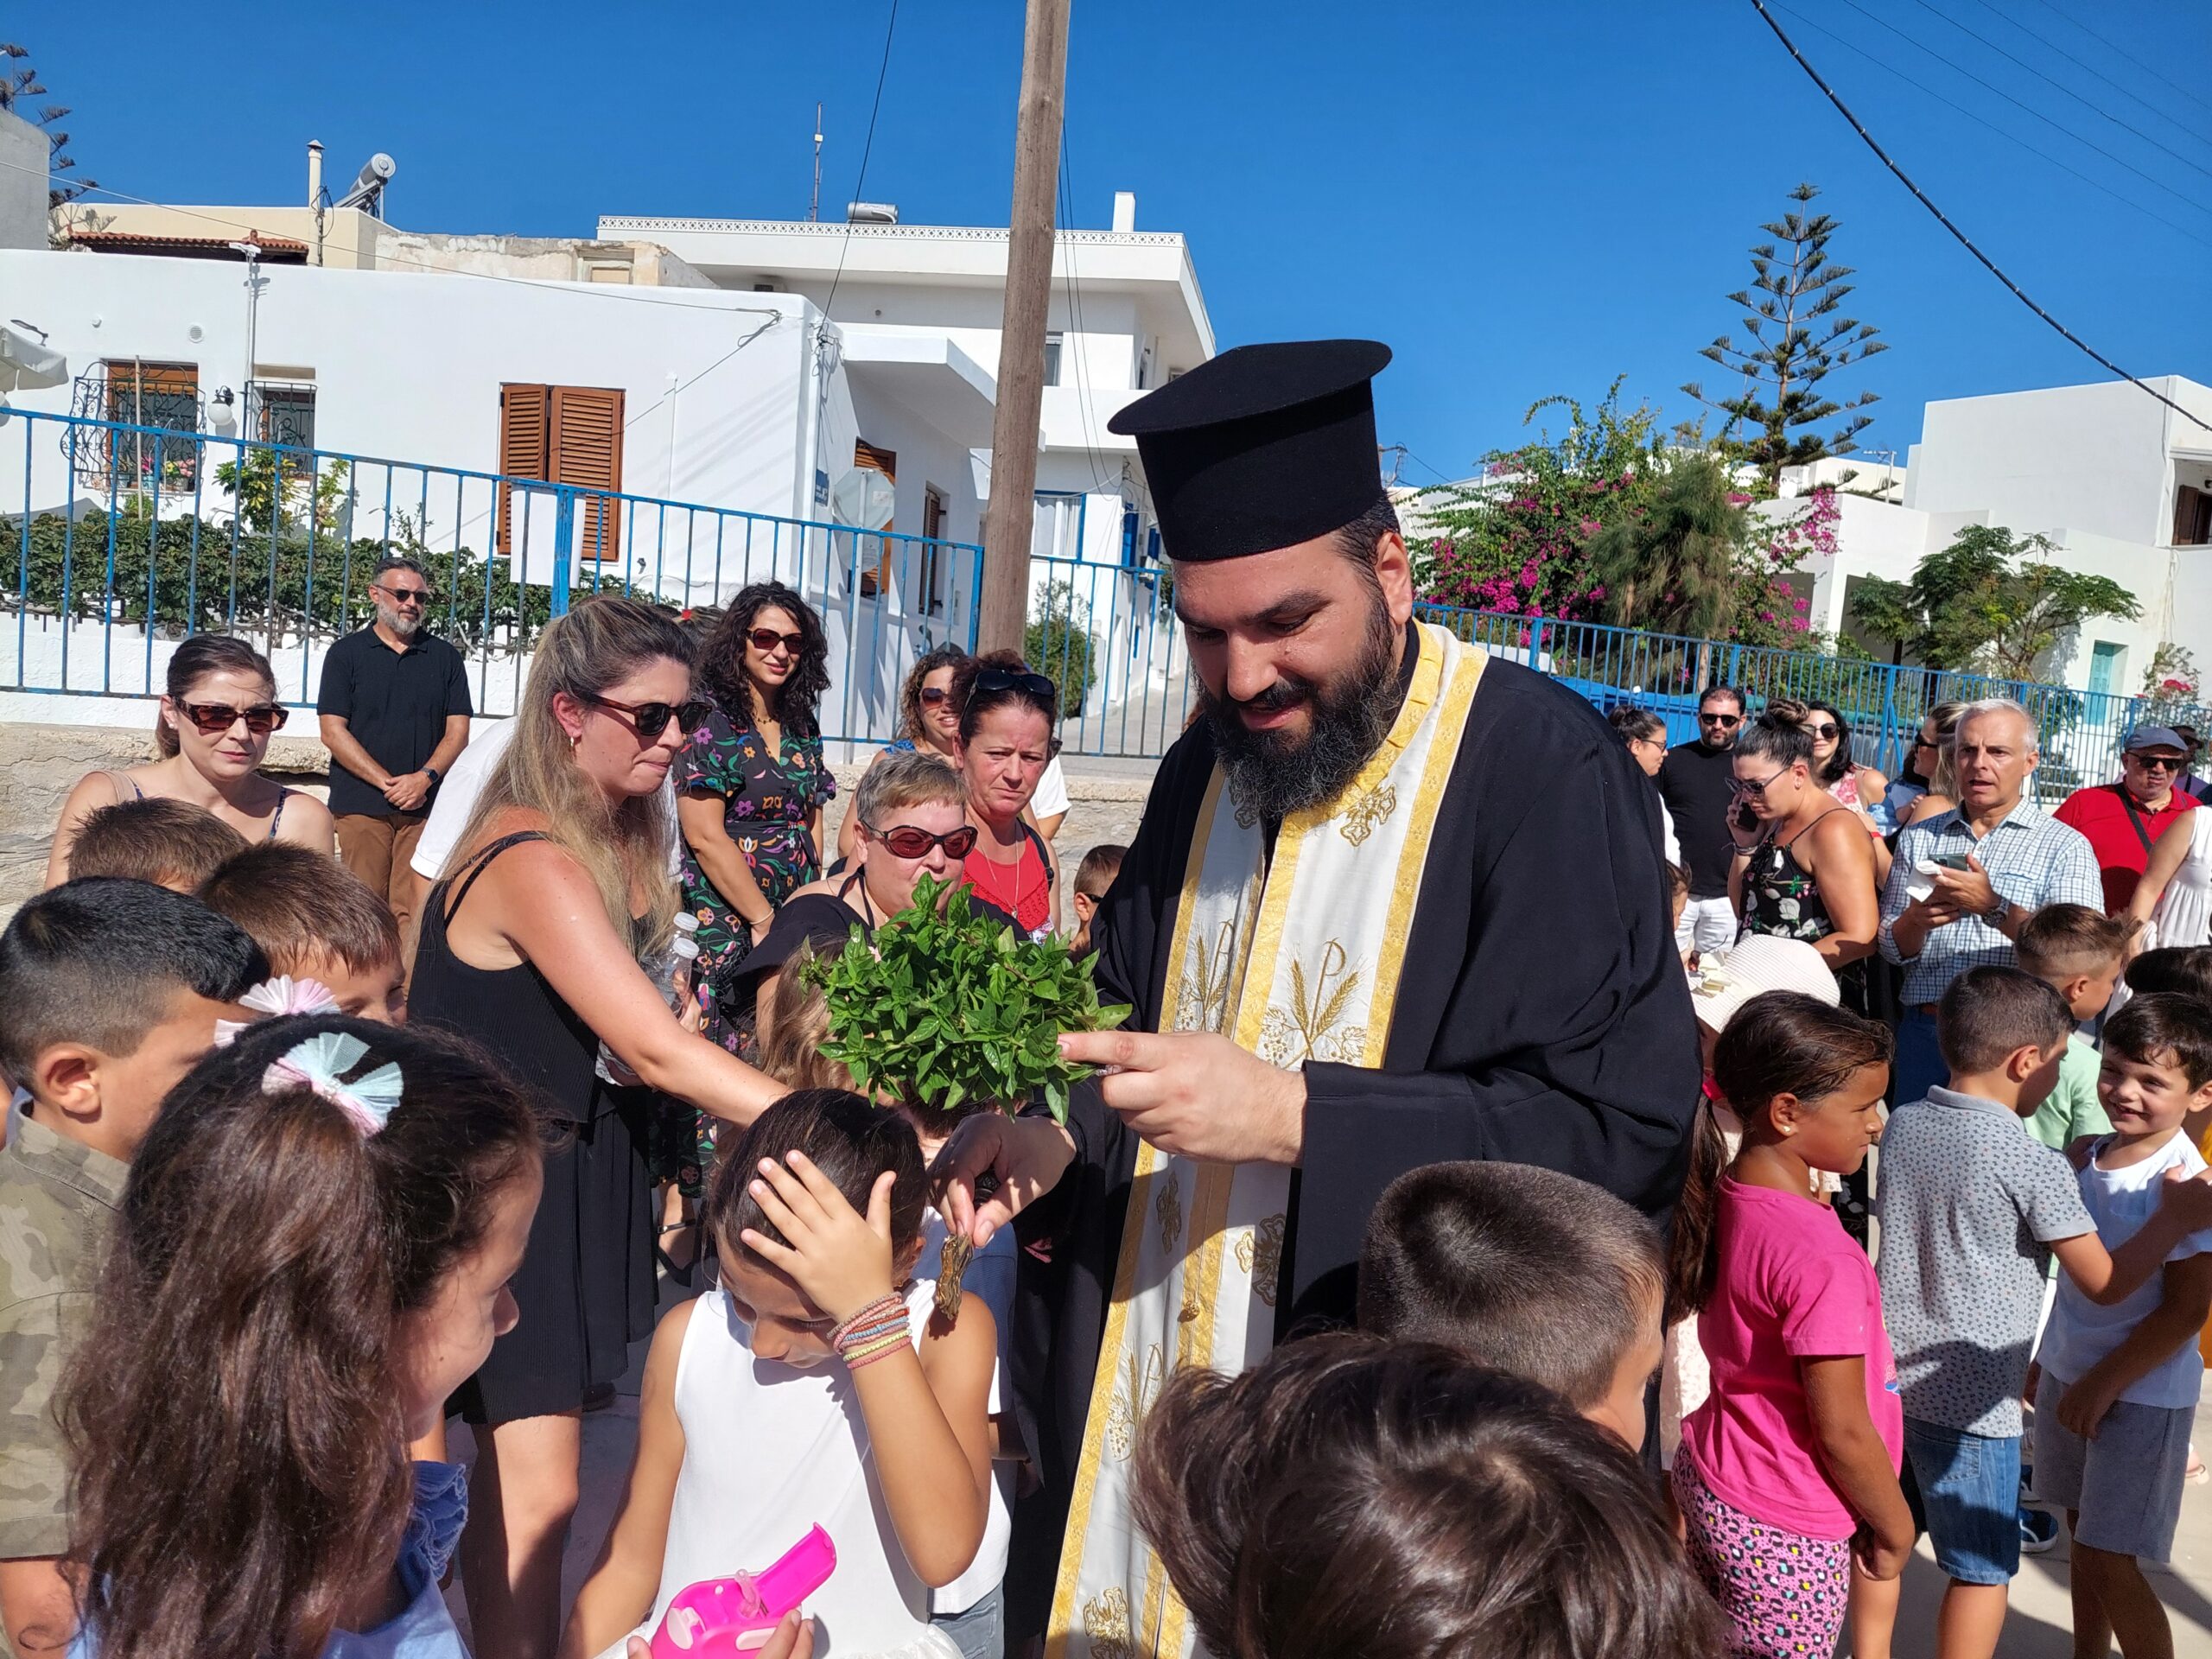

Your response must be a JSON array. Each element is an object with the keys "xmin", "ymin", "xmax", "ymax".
[
  {"xmin": 931, "ymin": 340, "xmax": 1698, "ymax": 1656},
  {"xmin": 317, "ymin": 555, "xmax": 473, "ymax": 966}
]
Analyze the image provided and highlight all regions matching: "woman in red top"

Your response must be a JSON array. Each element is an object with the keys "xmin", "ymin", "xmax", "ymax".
[{"xmin": 952, "ymin": 651, "xmax": 1060, "ymax": 939}]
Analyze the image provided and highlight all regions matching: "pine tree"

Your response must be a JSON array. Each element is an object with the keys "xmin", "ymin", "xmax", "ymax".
[{"xmin": 1683, "ymin": 182, "xmax": 1886, "ymax": 493}]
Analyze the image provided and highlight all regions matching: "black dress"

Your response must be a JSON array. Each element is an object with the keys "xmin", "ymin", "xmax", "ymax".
[{"xmin": 410, "ymin": 830, "xmax": 658, "ymax": 1424}]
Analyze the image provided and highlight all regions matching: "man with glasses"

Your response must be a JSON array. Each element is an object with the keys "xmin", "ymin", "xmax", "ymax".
[
  {"xmin": 2053, "ymin": 726, "xmax": 2200, "ymax": 916},
  {"xmin": 316, "ymin": 555, "xmax": 473, "ymax": 966},
  {"xmin": 1658, "ymin": 684, "xmax": 1748, "ymax": 957}
]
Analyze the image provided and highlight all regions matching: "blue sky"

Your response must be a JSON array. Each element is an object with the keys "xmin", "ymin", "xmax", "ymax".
[{"xmin": 28, "ymin": 0, "xmax": 2211, "ymax": 484}]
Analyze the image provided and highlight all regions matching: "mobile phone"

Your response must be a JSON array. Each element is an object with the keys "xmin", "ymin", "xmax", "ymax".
[
  {"xmin": 1733, "ymin": 802, "xmax": 1759, "ymax": 833},
  {"xmin": 1932, "ymin": 852, "xmax": 1973, "ymax": 872}
]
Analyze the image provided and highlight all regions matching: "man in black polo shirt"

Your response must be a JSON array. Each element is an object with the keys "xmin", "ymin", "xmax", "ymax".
[
  {"xmin": 316, "ymin": 556, "xmax": 472, "ymax": 963},
  {"xmin": 1658, "ymin": 683, "xmax": 1745, "ymax": 958}
]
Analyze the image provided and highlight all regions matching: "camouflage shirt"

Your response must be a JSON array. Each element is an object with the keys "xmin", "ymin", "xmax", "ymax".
[{"xmin": 0, "ymin": 1095, "xmax": 128, "ymax": 1561}]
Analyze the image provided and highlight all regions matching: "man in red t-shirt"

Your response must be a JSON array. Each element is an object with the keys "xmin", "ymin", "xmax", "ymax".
[{"xmin": 2053, "ymin": 726, "xmax": 2198, "ymax": 913}]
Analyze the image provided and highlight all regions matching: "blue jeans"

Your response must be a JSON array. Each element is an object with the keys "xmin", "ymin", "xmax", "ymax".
[
  {"xmin": 1904, "ymin": 1417, "xmax": 2023, "ymax": 1584},
  {"xmin": 932, "ymin": 1584, "xmax": 1004, "ymax": 1659},
  {"xmin": 1893, "ymin": 1007, "xmax": 1945, "ymax": 1107}
]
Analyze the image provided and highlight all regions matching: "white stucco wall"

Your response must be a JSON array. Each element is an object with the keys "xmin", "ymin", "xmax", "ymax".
[{"xmin": 0, "ymin": 111, "xmax": 45, "ymax": 252}]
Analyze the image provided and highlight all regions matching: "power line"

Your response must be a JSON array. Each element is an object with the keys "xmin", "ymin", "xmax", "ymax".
[
  {"xmin": 1960, "ymin": 0, "xmax": 2212, "ymax": 150},
  {"xmin": 1056, "ymin": 124, "xmax": 1114, "ymax": 493},
  {"xmin": 1827, "ymin": 0, "xmax": 2209, "ymax": 214},
  {"xmin": 1905, "ymin": 0, "xmax": 2212, "ymax": 179},
  {"xmin": 1767, "ymin": 1, "xmax": 2212, "ymax": 251},
  {"xmin": 1745, "ymin": 0, "xmax": 2211, "ymax": 435},
  {"xmin": 821, "ymin": 0, "xmax": 903, "ymax": 323},
  {"xmin": 2022, "ymin": 0, "xmax": 2206, "ymax": 114}
]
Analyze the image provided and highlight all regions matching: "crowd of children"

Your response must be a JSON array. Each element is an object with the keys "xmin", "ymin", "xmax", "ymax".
[{"xmin": 10, "ymin": 722, "xmax": 2212, "ymax": 1659}]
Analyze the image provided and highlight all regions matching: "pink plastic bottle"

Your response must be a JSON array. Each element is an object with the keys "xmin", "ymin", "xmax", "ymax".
[{"xmin": 648, "ymin": 1526, "xmax": 837, "ymax": 1656}]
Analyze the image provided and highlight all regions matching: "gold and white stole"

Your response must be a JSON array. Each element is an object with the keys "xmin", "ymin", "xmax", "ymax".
[{"xmin": 1047, "ymin": 620, "xmax": 1488, "ymax": 1659}]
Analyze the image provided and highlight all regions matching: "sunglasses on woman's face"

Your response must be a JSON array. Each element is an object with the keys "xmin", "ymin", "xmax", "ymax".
[
  {"xmin": 976, "ymin": 666, "xmax": 1056, "ymax": 700},
  {"xmin": 864, "ymin": 821, "xmax": 979, "ymax": 860},
  {"xmin": 748, "ymin": 627, "xmax": 805, "ymax": 655},
  {"xmin": 918, "ymin": 686, "xmax": 951, "ymax": 706},
  {"xmin": 1808, "ymin": 722, "xmax": 1840, "ymax": 741},
  {"xmin": 178, "ymin": 700, "xmax": 288, "ymax": 736},
  {"xmin": 582, "ymin": 694, "xmax": 713, "ymax": 740}
]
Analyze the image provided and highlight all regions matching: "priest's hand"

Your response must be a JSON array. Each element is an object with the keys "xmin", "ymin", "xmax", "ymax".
[
  {"xmin": 1057, "ymin": 1029, "xmax": 1306, "ymax": 1168},
  {"xmin": 931, "ymin": 1111, "xmax": 1077, "ymax": 1249}
]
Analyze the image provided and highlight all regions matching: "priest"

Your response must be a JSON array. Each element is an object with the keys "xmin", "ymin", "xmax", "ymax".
[{"xmin": 938, "ymin": 340, "xmax": 1699, "ymax": 1659}]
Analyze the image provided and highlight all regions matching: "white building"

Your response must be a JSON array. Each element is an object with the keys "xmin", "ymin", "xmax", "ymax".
[{"xmin": 0, "ymin": 184, "xmax": 1216, "ymax": 747}]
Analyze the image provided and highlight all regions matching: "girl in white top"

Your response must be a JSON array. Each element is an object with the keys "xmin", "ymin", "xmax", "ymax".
[
  {"xmin": 2128, "ymin": 805, "xmax": 2212, "ymax": 952},
  {"xmin": 562, "ymin": 1090, "xmax": 995, "ymax": 1659}
]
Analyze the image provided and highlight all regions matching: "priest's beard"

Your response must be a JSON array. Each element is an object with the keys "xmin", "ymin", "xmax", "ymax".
[{"xmin": 1202, "ymin": 594, "xmax": 1401, "ymax": 823}]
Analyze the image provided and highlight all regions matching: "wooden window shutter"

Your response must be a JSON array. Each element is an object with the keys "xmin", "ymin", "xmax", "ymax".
[
  {"xmin": 550, "ymin": 385, "xmax": 626, "ymax": 563},
  {"xmin": 2175, "ymin": 484, "xmax": 2209, "ymax": 548},
  {"xmin": 497, "ymin": 383, "xmax": 549, "ymax": 556}
]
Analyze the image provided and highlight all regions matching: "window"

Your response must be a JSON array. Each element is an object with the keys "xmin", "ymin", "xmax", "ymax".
[
  {"xmin": 1044, "ymin": 333, "xmax": 1064, "ymax": 387},
  {"xmin": 247, "ymin": 380, "xmax": 317, "ymax": 477},
  {"xmin": 853, "ymin": 441, "xmax": 897, "ymax": 599},
  {"xmin": 1136, "ymin": 345, "xmax": 1152, "ymax": 391},
  {"xmin": 2175, "ymin": 483, "xmax": 2211, "ymax": 547},
  {"xmin": 96, "ymin": 360, "xmax": 200, "ymax": 491},
  {"xmin": 921, "ymin": 485, "xmax": 948, "ymax": 614},
  {"xmin": 497, "ymin": 383, "xmax": 626, "ymax": 562}
]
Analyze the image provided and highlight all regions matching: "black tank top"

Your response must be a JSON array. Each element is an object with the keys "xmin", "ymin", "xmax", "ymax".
[{"xmin": 410, "ymin": 830, "xmax": 643, "ymax": 1125}]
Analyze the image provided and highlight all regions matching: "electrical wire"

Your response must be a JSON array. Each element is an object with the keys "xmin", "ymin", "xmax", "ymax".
[
  {"xmin": 1958, "ymin": 0, "xmax": 2212, "ymax": 150},
  {"xmin": 1904, "ymin": 0, "xmax": 2212, "ymax": 179},
  {"xmin": 821, "ymin": 0, "xmax": 902, "ymax": 323},
  {"xmin": 1746, "ymin": 0, "xmax": 2210, "ymax": 435},
  {"xmin": 1766, "ymin": 1, "xmax": 2212, "ymax": 251},
  {"xmin": 1057, "ymin": 124, "xmax": 1115, "ymax": 493},
  {"xmin": 1827, "ymin": 0, "xmax": 2208, "ymax": 213},
  {"xmin": 2022, "ymin": 0, "xmax": 2207, "ymax": 117}
]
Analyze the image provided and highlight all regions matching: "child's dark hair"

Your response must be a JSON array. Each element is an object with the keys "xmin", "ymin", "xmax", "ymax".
[
  {"xmin": 1131, "ymin": 1332, "xmax": 1723, "ymax": 1659},
  {"xmin": 0, "ymin": 878, "xmax": 266, "ymax": 1083},
  {"xmin": 1666, "ymin": 991, "xmax": 1891, "ymax": 1315},
  {"xmin": 1937, "ymin": 964, "xmax": 2074, "ymax": 1075},
  {"xmin": 705, "ymin": 1089, "xmax": 928, "ymax": 1267},
  {"xmin": 1359, "ymin": 1162, "xmax": 1662, "ymax": 1413},
  {"xmin": 67, "ymin": 798, "xmax": 248, "ymax": 890},
  {"xmin": 2126, "ymin": 946, "xmax": 2212, "ymax": 1005},
  {"xmin": 60, "ymin": 1014, "xmax": 543, "ymax": 1659},
  {"xmin": 1074, "ymin": 842, "xmax": 1126, "ymax": 900},
  {"xmin": 2016, "ymin": 903, "xmax": 2135, "ymax": 982},
  {"xmin": 199, "ymin": 842, "xmax": 402, "ymax": 976},
  {"xmin": 2103, "ymin": 993, "xmax": 2212, "ymax": 1091}
]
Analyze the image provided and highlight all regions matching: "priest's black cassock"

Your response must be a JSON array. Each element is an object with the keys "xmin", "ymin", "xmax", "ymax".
[{"xmin": 1003, "ymin": 627, "xmax": 1700, "ymax": 1636}]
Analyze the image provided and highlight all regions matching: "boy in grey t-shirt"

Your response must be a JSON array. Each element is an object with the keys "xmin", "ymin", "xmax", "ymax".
[{"xmin": 1876, "ymin": 967, "xmax": 2212, "ymax": 1659}]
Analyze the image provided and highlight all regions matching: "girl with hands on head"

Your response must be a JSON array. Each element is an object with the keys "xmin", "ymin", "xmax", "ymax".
[{"xmin": 563, "ymin": 1091, "xmax": 994, "ymax": 1659}]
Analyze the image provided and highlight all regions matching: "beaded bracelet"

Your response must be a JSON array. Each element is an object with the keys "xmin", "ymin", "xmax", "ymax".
[{"xmin": 832, "ymin": 1294, "xmax": 910, "ymax": 1369}]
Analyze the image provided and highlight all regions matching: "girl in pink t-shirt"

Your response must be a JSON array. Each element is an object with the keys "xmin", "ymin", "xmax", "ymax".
[{"xmin": 1670, "ymin": 991, "xmax": 1911, "ymax": 1659}]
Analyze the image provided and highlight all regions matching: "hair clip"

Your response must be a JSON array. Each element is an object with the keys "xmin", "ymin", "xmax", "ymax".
[
  {"xmin": 213, "ymin": 976, "xmax": 342, "ymax": 1046},
  {"xmin": 262, "ymin": 1032, "xmax": 405, "ymax": 1137}
]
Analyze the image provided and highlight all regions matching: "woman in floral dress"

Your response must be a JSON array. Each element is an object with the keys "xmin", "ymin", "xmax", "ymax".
[{"xmin": 665, "ymin": 583, "xmax": 834, "ymax": 1188}]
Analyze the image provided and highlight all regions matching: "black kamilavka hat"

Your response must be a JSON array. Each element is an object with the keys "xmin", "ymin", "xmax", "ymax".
[{"xmin": 1109, "ymin": 338, "xmax": 1393, "ymax": 563}]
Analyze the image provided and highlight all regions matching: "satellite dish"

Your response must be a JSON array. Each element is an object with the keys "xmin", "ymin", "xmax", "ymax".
[{"xmin": 830, "ymin": 467, "xmax": 895, "ymax": 532}]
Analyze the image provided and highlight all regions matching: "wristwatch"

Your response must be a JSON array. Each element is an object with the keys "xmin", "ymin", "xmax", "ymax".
[
  {"xmin": 423, "ymin": 765, "xmax": 442, "ymax": 786},
  {"xmin": 1985, "ymin": 887, "xmax": 2007, "ymax": 920}
]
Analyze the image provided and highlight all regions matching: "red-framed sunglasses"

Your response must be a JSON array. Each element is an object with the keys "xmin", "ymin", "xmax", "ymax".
[
  {"xmin": 176, "ymin": 700, "xmax": 288, "ymax": 736},
  {"xmin": 863, "ymin": 820, "xmax": 979, "ymax": 860}
]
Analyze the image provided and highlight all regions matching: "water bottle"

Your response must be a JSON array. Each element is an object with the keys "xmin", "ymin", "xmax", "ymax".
[{"xmin": 597, "ymin": 913, "xmax": 703, "ymax": 1085}]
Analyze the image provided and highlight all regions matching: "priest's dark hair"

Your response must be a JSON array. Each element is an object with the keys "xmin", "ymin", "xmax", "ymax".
[
  {"xmin": 1667, "ymin": 991, "xmax": 1892, "ymax": 1316},
  {"xmin": 1330, "ymin": 496, "xmax": 1404, "ymax": 579},
  {"xmin": 950, "ymin": 647, "xmax": 1058, "ymax": 742},
  {"xmin": 1131, "ymin": 1332, "xmax": 1725, "ymax": 1659},
  {"xmin": 1357, "ymin": 1161, "xmax": 1662, "ymax": 1416}
]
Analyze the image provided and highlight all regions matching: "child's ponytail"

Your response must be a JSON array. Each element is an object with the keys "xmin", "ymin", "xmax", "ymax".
[{"xmin": 62, "ymin": 1014, "xmax": 543, "ymax": 1659}]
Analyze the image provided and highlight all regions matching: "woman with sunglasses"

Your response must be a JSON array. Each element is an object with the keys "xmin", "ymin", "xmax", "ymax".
[
  {"xmin": 407, "ymin": 597, "xmax": 783, "ymax": 1659},
  {"xmin": 1881, "ymin": 702, "xmax": 1966, "ymax": 834},
  {"xmin": 836, "ymin": 642, "xmax": 969, "ymax": 865},
  {"xmin": 1724, "ymin": 704, "xmax": 1879, "ymax": 973},
  {"xmin": 1802, "ymin": 701, "xmax": 1888, "ymax": 826},
  {"xmin": 674, "ymin": 582, "xmax": 836, "ymax": 1055},
  {"xmin": 951, "ymin": 651, "xmax": 1062, "ymax": 941},
  {"xmin": 45, "ymin": 633, "xmax": 334, "ymax": 885}
]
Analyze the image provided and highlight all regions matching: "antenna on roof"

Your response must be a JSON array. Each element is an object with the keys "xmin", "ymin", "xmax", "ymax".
[{"xmin": 810, "ymin": 102, "xmax": 823, "ymax": 223}]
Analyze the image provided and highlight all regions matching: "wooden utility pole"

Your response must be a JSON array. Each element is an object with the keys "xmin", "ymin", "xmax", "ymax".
[{"xmin": 976, "ymin": 0, "xmax": 1071, "ymax": 654}]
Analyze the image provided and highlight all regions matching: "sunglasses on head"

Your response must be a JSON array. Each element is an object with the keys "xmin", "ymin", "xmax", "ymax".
[
  {"xmin": 1699, "ymin": 712, "xmax": 1742, "ymax": 728},
  {"xmin": 177, "ymin": 699, "xmax": 288, "ymax": 736},
  {"xmin": 863, "ymin": 820, "xmax": 979, "ymax": 860},
  {"xmin": 976, "ymin": 666, "xmax": 1056, "ymax": 701},
  {"xmin": 582, "ymin": 694, "xmax": 713, "ymax": 739},
  {"xmin": 748, "ymin": 627, "xmax": 805, "ymax": 654}
]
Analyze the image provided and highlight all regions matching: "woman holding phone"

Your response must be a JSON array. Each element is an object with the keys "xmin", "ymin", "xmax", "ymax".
[{"xmin": 1726, "ymin": 704, "xmax": 1879, "ymax": 971}]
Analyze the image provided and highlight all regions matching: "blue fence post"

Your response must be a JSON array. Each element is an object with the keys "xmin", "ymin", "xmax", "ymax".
[
  {"xmin": 549, "ymin": 486, "xmax": 575, "ymax": 619},
  {"xmin": 1877, "ymin": 664, "xmax": 1899, "ymax": 775}
]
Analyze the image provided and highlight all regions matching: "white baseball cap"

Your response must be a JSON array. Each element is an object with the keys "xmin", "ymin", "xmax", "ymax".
[{"xmin": 1691, "ymin": 935, "xmax": 1841, "ymax": 1033}]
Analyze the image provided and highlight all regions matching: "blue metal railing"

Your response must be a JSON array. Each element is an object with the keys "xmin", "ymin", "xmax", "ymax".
[
  {"xmin": 3, "ymin": 407, "xmax": 2195, "ymax": 785},
  {"xmin": 0, "ymin": 408, "xmax": 983, "ymax": 741}
]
